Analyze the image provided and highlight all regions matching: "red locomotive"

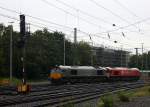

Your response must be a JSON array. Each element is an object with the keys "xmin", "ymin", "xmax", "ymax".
[{"xmin": 106, "ymin": 67, "xmax": 141, "ymax": 81}]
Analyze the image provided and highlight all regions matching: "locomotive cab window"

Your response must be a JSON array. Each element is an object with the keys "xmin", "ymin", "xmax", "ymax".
[
  {"xmin": 71, "ymin": 70, "xmax": 77, "ymax": 75},
  {"xmin": 97, "ymin": 70, "xmax": 103, "ymax": 75}
]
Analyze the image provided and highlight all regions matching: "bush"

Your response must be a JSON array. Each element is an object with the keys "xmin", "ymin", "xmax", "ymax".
[
  {"xmin": 148, "ymin": 88, "xmax": 150, "ymax": 93},
  {"xmin": 118, "ymin": 92, "xmax": 129, "ymax": 102},
  {"xmin": 100, "ymin": 96, "xmax": 114, "ymax": 107},
  {"xmin": 62, "ymin": 103, "xmax": 74, "ymax": 107}
]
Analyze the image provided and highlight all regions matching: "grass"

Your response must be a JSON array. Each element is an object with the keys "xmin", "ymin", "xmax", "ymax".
[
  {"xmin": 27, "ymin": 79, "xmax": 48, "ymax": 83},
  {"xmin": 131, "ymin": 85, "xmax": 150, "ymax": 97},
  {"xmin": 148, "ymin": 87, "xmax": 150, "ymax": 93},
  {"xmin": 117, "ymin": 92, "xmax": 130, "ymax": 102},
  {"xmin": 99, "ymin": 95, "xmax": 114, "ymax": 107},
  {"xmin": 0, "ymin": 77, "xmax": 48, "ymax": 86},
  {"xmin": 12, "ymin": 78, "xmax": 22, "ymax": 85},
  {"xmin": 98, "ymin": 85, "xmax": 150, "ymax": 107},
  {"xmin": 61, "ymin": 103, "xmax": 74, "ymax": 107},
  {"xmin": 0, "ymin": 77, "xmax": 21, "ymax": 85}
]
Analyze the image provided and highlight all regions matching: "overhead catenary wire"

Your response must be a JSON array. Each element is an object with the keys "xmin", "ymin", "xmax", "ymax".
[
  {"xmin": 55, "ymin": 0, "xmax": 142, "ymax": 36},
  {"xmin": 0, "ymin": 6, "xmax": 74, "ymax": 33},
  {"xmin": 0, "ymin": 13, "xmax": 19, "ymax": 21},
  {"xmin": 0, "ymin": 5, "xmax": 74, "ymax": 31},
  {"xmin": 53, "ymin": 0, "xmax": 150, "ymax": 41},
  {"xmin": 0, "ymin": 6, "xmax": 149, "ymax": 50},
  {"xmin": 0, "ymin": 5, "xmax": 108, "ymax": 35},
  {"xmin": 89, "ymin": 0, "xmax": 139, "ymax": 29},
  {"xmin": 40, "ymin": 0, "xmax": 150, "ymax": 40},
  {"xmin": 0, "ymin": 3, "xmax": 149, "ymax": 53},
  {"xmin": 112, "ymin": 0, "xmax": 150, "ymax": 28},
  {"xmin": 78, "ymin": 29, "xmax": 138, "ymax": 48},
  {"xmin": 0, "ymin": 7, "xmax": 149, "ymax": 43},
  {"xmin": 113, "ymin": 0, "xmax": 138, "ymax": 18},
  {"xmin": 96, "ymin": 17, "xmax": 150, "ymax": 35},
  {"xmin": 0, "ymin": 13, "xmax": 57, "ymax": 33},
  {"xmin": 0, "ymin": 13, "xmax": 80, "ymax": 41},
  {"xmin": 25, "ymin": 16, "xmax": 150, "ymax": 48},
  {"xmin": 54, "ymin": 0, "xmax": 113, "ymax": 25},
  {"xmin": 40, "ymin": 0, "xmax": 108, "ymax": 30},
  {"xmin": 0, "ymin": 14, "xmax": 145, "ymax": 54},
  {"xmin": 0, "ymin": 13, "xmax": 63, "ymax": 33},
  {"xmin": 0, "ymin": 5, "xmax": 149, "ymax": 38},
  {"xmin": 54, "ymin": 0, "xmax": 143, "ymax": 36},
  {"xmin": 0, "ymin": 12, "xmax": 139, "ymax": 49}
]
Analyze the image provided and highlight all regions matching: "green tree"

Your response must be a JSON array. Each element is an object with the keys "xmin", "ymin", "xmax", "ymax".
[
  {"xmin": 0, "ymin": 25, "xmax": 95, "ymax": 80},
  {"xmin": 76, "ymin": 41, "xmax": 92, "ymax": 65}
]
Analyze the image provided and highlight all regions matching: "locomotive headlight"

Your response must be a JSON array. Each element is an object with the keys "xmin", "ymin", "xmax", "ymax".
[{"xmin": 50, "ymin": 73, "xmax": 62, "ymax": 80}]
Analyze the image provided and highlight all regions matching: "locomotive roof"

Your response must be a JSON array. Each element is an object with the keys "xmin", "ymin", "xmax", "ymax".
[
  {"xmin": 106, "ymin": 67, "xmax": 139, "ymax": 71},
  {"xmin": 58, "ymin": 66, "xmax": 140, "ymax": 71},
  {"xmin": 59, "ymin": 65, "xmax": 105, "ymax": 70},
  {"xmin": 59, "ymin": 65, "xmax": 71, "ymax": 69}
]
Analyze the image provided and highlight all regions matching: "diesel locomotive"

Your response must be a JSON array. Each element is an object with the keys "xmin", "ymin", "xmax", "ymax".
[{"xmin": 48, "ymin": 65, "xmax": 141, "ymax": 84}]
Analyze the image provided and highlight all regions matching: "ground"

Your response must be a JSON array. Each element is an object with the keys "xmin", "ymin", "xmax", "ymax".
[
  {"xmin": 116, "ymin": 96, "xmax": 150, "ymax": 107},
  {"xmin": 98, "ymin": 84, "xmax": 150, "ymax": 107}
]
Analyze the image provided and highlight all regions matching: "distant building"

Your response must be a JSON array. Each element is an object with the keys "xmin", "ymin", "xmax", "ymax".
[{"xmin": 93, "ymin": 47, "xmax": 130, "ymax": 67}]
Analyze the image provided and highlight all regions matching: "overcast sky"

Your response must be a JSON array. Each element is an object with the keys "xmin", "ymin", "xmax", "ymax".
[{"xmin": 0, "ymin": 0, "xmax": 150, "ymax": 53}]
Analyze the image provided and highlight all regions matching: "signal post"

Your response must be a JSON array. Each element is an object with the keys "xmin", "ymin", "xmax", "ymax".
[{"xmin": 17, "ymin": 14, "xmax": 31, "ymax": 93}]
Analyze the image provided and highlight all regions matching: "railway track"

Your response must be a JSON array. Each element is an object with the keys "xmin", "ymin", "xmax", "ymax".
[{"xmin": 0, "ymin": 81, "xmax": 146, "ymax": 107}]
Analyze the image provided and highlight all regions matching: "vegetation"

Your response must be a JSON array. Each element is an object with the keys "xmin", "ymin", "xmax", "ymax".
[
  {"xmin": 0, "ymin": 23, "xmax": 150, "ymax": 80},
  {"xmin": 98, "ymin": 85, "xmax": 150, "ymax": 107},
  {"xmin": 99, "ymin": 95, "xmax": 114, "ymax": 107},
  {"xmin": 0, "ymin": 24, "xmax": 92, "ymax": 80},
  {"xmin": 129, "ymin": 53, "xmax": 150, "ymax": 70},
  {"xmin": 148, "ymin": 87, "xmax": 150, "ymax": 93},
  {"xmin": 60, "ymin": 86, "xmax": 150, "ymax": 107},
  {"xmin": 0, "ymin": 77, "xmax": 21, "ymax": 85},
  {"xmin": 131, "ymin": 85, "xmax": 150, "ymax": 97},
  {"xmin": 61, "ymin": 103, "xmax": 74, "ymax": 107},
  {"xmin": 117, "ymin": 92, "xmax": 129, "ymax": 102}
]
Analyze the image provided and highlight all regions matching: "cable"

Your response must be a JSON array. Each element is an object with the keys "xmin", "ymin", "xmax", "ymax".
[
  {"xmin": 0, "ymin": 13, "xmax": 76, "ymax": 40},
  {"xmin": 54, "ymin": 0, "xmax": 112, "ymax": 25},
  {"xmin": 0, "ymin": 5, "xmax": 108, "ymax": 33},
  {"xmin": 78, "ymin": 29, "xmax": 135, "ymax": 47},
  {"xmin": 28, "ymin": 19, "xmax": 74, "ymax": 32},
  {"xmin": 113, "ymin": 0, "xmax": 138, "ymax": 18},
  {"xmin": 112, "ymin": 0, "xmax": 150, "ymax": 29},
  {"xmin": 89, "ymin": 0, "xmax": 139, "ymax": 29},
  {"xmin": 0, "ymin": 6, "xmax": 74, "ymax": 30},
  {"xmin": 96, "ymin": 17, "xmax": 150, "ymax": 35},
  {"xmin": 0, "ymin": 13, "xmax": 57, "ymax": 33},
  {"xmin": 0, "ymin": 5, "xmax": 148, "ymax": 37},
  {"xmin": 55, "ymin": 0, "xmax": 143, "ymax": 35},
  {"xmin": 0, "ymin": 12, "xmax": 146, "ymax": 49},
  {"xmin": 41, "ymin": 0, "xmax": 108, "ymax": 30},
  {"xmin": 0, "ymin": 12, "xmax": 129, "ymax": 47},
  {"xmin": 30, "ymin": 23, "xmax": 55, "ymax": 32},
  {"xmin": 54, "ymin": 0, "xmax": 144, "ymax": 37},
  {"xmin": 0, "ymin": 13, "xmax": 19, "ymax": 21}
]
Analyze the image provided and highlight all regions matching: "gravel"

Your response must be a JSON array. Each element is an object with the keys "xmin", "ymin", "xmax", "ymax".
[{"xmin": 116, "ymin": 96, "xmax": 150, "ymax": 107}]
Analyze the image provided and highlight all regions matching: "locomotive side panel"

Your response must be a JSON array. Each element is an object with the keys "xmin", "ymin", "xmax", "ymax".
[
  {"xmin": 106, "ymin": 67, "xmax": 141, "ymax": 81},
  {"xmin": 49, "ymin": 66, "xmax": 108, "ymax": 84}
]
